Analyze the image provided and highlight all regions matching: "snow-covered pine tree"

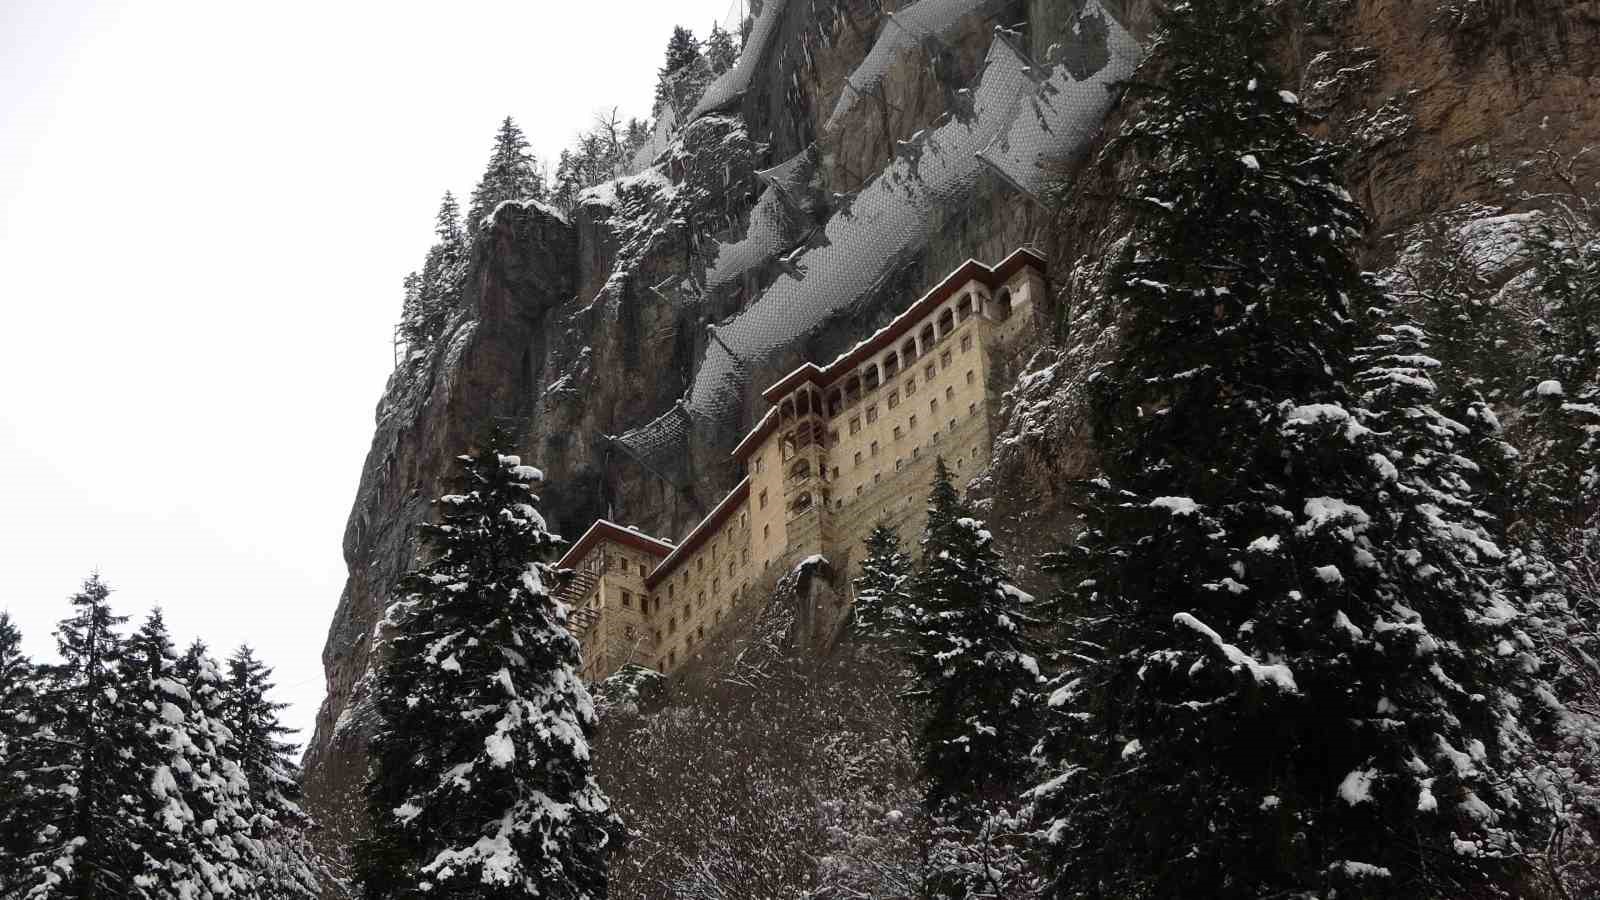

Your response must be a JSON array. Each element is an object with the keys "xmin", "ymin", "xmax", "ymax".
[
  {"xmin": 704, "ymin": 22, "xmax": 737, "ymax": 75},
  {"xmin": 355, "ymin": 434, "xmax": 623, "ymax": 899},
  {"xmin": 8, "ymin": 575, "xmax": 146, "ymax": 898},
  {"xmin": 399, "ymin": 192, "xmax": 470, "ymax": 351},
  {"xmin": 220, "ymin": 644, "xmax": 327, "ymax": 899},
  {"xmin": 467, "ymin": 117, "xmax": 545, "ymax": 232},
  {"xmin": 0, "ymin": 611, "xmax": 51, "ymax": 893},
  {"xmin": 912, "ymin": 459, "xmax": 1037, "ymax": 806},
  {"xmin": 850, "ymin": 523, "xmax": 916, "ymax": 643},
  {"xmin": 1030, "ymin": 2, "xmax": 1543, "ymax": 896},
  {"xmin": 1519, "ymin": 194, "xmax": 1600, "ymax": 536},
  {"xmin": 652, "ymin": 26, "xmax": 711, "ymax": 118},
  {"xmin": 121, "ymin": 612, "xmax": 259, "ymax": 898}
]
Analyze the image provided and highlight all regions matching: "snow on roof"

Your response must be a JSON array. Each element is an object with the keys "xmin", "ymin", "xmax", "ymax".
[
  {"xmin": 759, "ymin": 248, "xmax": 1046, "ymax": 402},
  {"xmin": 555, "ymin": 518, "xmax": 676, "ymax": 571}
]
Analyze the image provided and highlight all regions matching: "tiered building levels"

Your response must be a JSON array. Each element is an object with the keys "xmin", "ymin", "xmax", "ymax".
[{"xmin": 555, "ymin": 249, "xmax": 1046, "ymax": 682}]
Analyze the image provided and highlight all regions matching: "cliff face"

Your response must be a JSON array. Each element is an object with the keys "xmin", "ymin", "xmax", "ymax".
[
  {"xmin": 301, "ymin": 0, "xmax": 1600, "ymax": 855},
  {"xmin": 304, "ymin": 0, "xmax": 1135, "ymax": 843}
]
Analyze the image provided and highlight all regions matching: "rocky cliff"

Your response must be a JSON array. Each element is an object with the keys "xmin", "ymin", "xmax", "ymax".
[{"xmin": 302, "ymin": 0, "xmax": 1600, "ymax": 857}]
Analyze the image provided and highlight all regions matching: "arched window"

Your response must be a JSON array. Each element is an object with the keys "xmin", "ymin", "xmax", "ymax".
[
  {"xmin": 780, "ymin": 432, "xmax": 797, "ymax": 460},
  {"xmin": 994, "ymin": 288, "xmax": 1013, "ymax": 320},
  {"xmin": 936, "ymin": 308, "xmax": 955, "ymax": 338},
  {"xmin": 789, "ymin": 458, "xmax": 812, "ymax": 480},
  {"xmin": 791, "ymin": 492, "xmax": 813, "ymax": 513}
]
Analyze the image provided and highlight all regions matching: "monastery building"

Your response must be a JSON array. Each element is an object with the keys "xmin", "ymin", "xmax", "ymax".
[{"xmin": 555, "ymin": 248, "xmax": 1046, "ymax": 682}]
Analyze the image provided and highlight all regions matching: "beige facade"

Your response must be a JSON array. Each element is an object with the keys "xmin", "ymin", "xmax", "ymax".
[{"xmin": 558, "ymin": 249, "xmax": 1046, "ymax": 682}]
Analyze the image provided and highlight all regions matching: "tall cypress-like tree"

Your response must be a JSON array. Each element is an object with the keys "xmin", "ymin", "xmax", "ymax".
[
  {"xmin": 355, "ymin": 434, "xmax": 622, "ymax": 898},
  {"xmin": 704, "ymin": 22, "xmax": 738, "ymax": 75},
  {"xmin": 1031, "ymin": 1, "xmax": 1542, "ymax": 896},
  {"xmin": 912, "ymin": 460, "xmax": 1037, "ymax": 806},
  {"xmin": 652, "ymin": 25, "xmax": 711, "ymax": 117},
  {"xmin": 468, "ymin": 117, "xmax": 545, "ymax": 231}
]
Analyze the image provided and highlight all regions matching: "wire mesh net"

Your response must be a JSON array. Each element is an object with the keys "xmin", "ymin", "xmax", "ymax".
[{"xmin": 616, "ymin": 0, "xmax": 1141, "ymax": 479}]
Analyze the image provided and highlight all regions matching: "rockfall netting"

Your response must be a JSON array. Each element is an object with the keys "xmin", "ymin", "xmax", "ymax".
[{"xmin": 615, "ymin": 1, "xmax": 1141, "ymax": 480}]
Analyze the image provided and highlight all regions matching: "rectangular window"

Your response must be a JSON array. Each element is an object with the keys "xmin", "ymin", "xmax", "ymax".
[
  {"xmin": 969, "ymin": 402, "xmax": 977, "ymax": 416},
  {"xmin": 950, "ymin": 418, "xmax": 957, "ymax": 431},
  {"xmin": 874, "ymin": 472, "xmax": 881, "ymax": 484},
  {"xmin": 914, "ymin": 446, "xmax": 921, "ymax": 459},
  {"xmin": 966, "ymin": 369, "xmax": 975, "ymax": 385},
  {"xmin": 760, "ymin": 490, "xmax": 768, "ymax": 509},
  {"xmin": 669, "ymin": 617, "xmax": 677, "ymax": 634},
  {"xmin": 930, "ymin": 398, "xmax": 939, "ymax": 414},
  {"xmin": 856, "ymin": 484, "xmax": 864, "ymax": 496},
  {"xmin": 893, "ymin": 425, "xmax": 903, "ymax": 440},
  {"xmin": 909, "ymin": 414, "xmax": 918, "ymax": 430},
  {"xmin": 697, "ymin": 558, "xmax": 703, "ymax": 572},
  {"xmin": 854, "ymin": 451, "xmax": 863, "ymax": 466},
  {"xmin": 895, "ymin": 458, "xmax": 904, "ymax": 471},
  {"xmin": 866, "ymin": 405, "xmax": 878, "ymax": 424},
  {"xmin": 697, "ymin": 625, "xmax": 705, "ymax": 640},
  {"xmin": 754, "ymin": 457, "xmax": 763, "ymax": 474},
  {"xmin": 887, "ymin": 390, "xmax": 899, "ymax": 409},
  {"xmin": 870, "ymin": 440, "xmax": 879, "ymax": 457},
  {"xmin": 946, "ymin": 386, "xmax": 954, "ymax": 402},
  {"xmin": 742, "ymin": 548, "xmax": 749, "ymax": 565},
  {"xmin": 925, "ymin": 364, "xmax": 936, "ymax": 381},
  {"xmin": 668, "ymin": 584, "xmax": 675, "ymax": 599},
  {"xmin": 961, "ymin": 334, "xmax": 972, "ymax": 352},
  {"xmin": 832, "ymin": 466, "xmax": 840, "ymax": 479},
  {"xmin": 849, "ymin": 417, "xmax": 861, "ymax": 435},
  {"xmin": 621, "ymin": 590, "xmax": 632, "ymax": 608},
  {"xmin": 941, "ymin": 350, "xmax": 951, "ymax": 368},
  {"xmin": 829, "ymin": 429, "xmax": 840, "ymax": 445},
  {"xmin": 728, "ymin": 559, "xmax": 735, "ymax": 577},
  {"xmin": 669, "ymin": 650, "xmax": 676, "ymax": 667},
  {"xmin": 763, "ymin": 524, "xmax": 770, "ymax": 540}
]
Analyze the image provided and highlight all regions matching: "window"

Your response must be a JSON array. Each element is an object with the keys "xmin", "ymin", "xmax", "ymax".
[
  {"xmin": 669, "ymin": 650, "xmax": 676, "ymax": 667},
  {"xmin": 946, "ymin": 386, "xmax": 954, "ymax": 402},
  {"xmin": 896, "ymin": 458, "xmax": 904, "ymax": 471},
  {"xmin": 870, "ymin": 440, "xmax": 879, "ymax": 457},
  {"xmin": 742, "ymin": 548, "xmax": 749, "ymax": 565},
  {"xmin": 832, "ymin": 466, "xmax": 840, "ymax": 479},
  {"xmin": 925, "ymin": 364, "xmax": 936, "ymax": 381},
  {"xmin": 639, "ymin": 563, "xmax": 648, "ymax": 577},
  {"xmin": 893, "ymin": 425, "xmax": 903, "ymax": 440},
  {"xmin": 654, "ymin": 596, "xmax": 662, "ymax": 613},
  {"xmin": 966, "ymin": 369, "xmax": 975, "ymax": 385},
  {"xmin": 667, "ymin": 584, "xmax": 675, "ymax": 600},
  {"xmin": 715, "ymin": 609, "xmax": 722, "ymax": 624},
  {"xmin": 961, "ymin": 334, "xmax": 972, "ymax": 352},
  {"xmin": 740, "ymin": 512, "xmax": 748, "ymax": 529},
  {"xmin": 866, "ymin": 405, "xmax": 878, "ymax": 424},
  {"xmin": 887, "ymin": 390, "xmax": 899, "ymax": 409},
  {"xmin": 697, "ymin": 558, "xmax": 703, "ymax": 572},
  {"xmin": 906, "ymin": 378, "xmax": 917, "ymax": 396},
  {"xmin": 909, "ymin": 414, "xmax": 918, "ymax": 430},
  {"xmin": 669, "ymin": 617, "xmax": 677, "ymax": 634},
  {"xmin": 754, "ymin": 457, "xmax": 764, "ymax": 474},
  {"xmin": 763, "ymin": 524, "xmax": 770, "ymax": 540},
  {"xmin": 941, "ymin": 350, "xmax": 952, "ymax": 368},
  {"xmin": 950, "ymin": 418, "xmax": 957, "ymax": 431},
  {"xmin": 913, "ymin": 446, "xmax": 921, "ymax": 458},
  {"xmin": 854, "ymin": 451, "xmax": 863, "ymax": 467},
  {"xmin": 621, "ymin": 590, "xmax": 632, "ymax": 608},
  {"xmin": 969, "ymin": 402, "xmax": 976, "ymax": 416},
  {"xmin": 856, "ymin": 484, "xmax": 864, "ymax": 496},
  {"xmin": 849, "ymin": 417, "xmax": 861, "ymax": 435},
  {"xmin": 658, "ymin": 658, "xmax": 665, "ymax": 671},
  {"xmin": 728, "ymin": 559, "xmax": 735, "ymax": 577},
  {"xmin": 760, "ymin": 490, "xmax": 769, "ymax": 510},
  {"xmin": 697, "ymin": 625, "xmax": 705, "ymax": 640},
  {"xmin": 707, "ymin": 583, "xmax": 715, "ymax": 602},
  {"xmin": 931, "ymin": 398, "xmax": 939, "ymax": 414},
  {"xmin": 874, "ymin": 472, "xmax": 881, "ymax": 484}
]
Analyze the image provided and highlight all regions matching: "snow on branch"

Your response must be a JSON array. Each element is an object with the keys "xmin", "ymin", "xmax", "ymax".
[{"xmin": 1173, "ymin": 612, "xmax": 1299, "ymax": 693}]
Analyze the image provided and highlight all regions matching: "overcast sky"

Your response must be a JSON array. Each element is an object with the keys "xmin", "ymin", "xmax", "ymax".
[{"xmin": 0, "ymin": 0, "xmax": 738, "ymax": 752}]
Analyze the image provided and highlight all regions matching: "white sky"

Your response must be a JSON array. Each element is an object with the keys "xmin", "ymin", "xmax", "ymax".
[{"xmin": 0, "ymin": 0, "xmax": 739, "ymax": 753}]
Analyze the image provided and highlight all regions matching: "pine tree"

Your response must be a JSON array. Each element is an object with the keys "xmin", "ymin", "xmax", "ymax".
[
  {"xmin": 851, "ymin": 523, "xmax": 916, "ymax": 643},
  {"xmin": 121, "ymin": 612, "xmax": 260, "ymax": 898},
  {"xmin": 705, "ymin": 22, "xmax": 738, "ymax": 75},
  {"xmin": 10, "ymin": 575, "xmax": 145, "ymax": 898},
  {"xmin": 221, "ymin": 644, "xmax": 327, "ymax": 899},
  {"xmin": 912, "ymin": 460, "xmax": 1037, "ymax": 806},
  {"xmin": 355, "ymin": 433, "xmax": 623, "ymax": 898},
  {"xmin": 653, "ymin": 26, "xmax": 711, "ymax": 117},
  {"xmin": 400, "ymin": 192, "xmax": 471, "ymax": 351},
  {"xmin": 468, "ymin": 117, "xmax": 545, "ymax": 232},
  {"xmin": 1519, "ymin": 197, "xmax": 1600, "ymax": 535},
  {"xmin": 1031, "ymin": 2, "xmax": 1543, "ymax": 896},
  {"xmin": 0, "ymin": 611, "xmax": 50, "ymax": 893}
]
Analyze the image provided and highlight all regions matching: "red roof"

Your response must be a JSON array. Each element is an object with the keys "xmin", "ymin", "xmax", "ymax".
[
  {"xmin": 555, "ymin": 518, "xmax": 675, "ymax": 571},
  {"xmin": 645, "ymin": 476, "xmax": 752, "ymax": 588},
  {"xmin": 760, "ymin": 247, "xmax": 1046, "ymax": 403}
]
